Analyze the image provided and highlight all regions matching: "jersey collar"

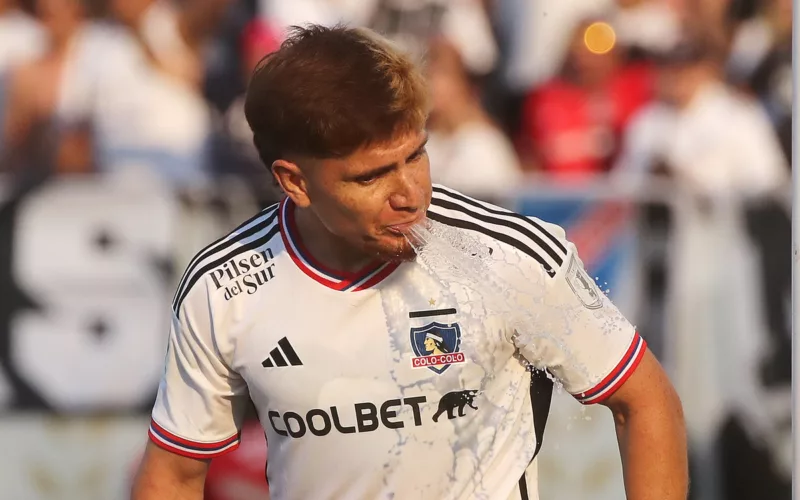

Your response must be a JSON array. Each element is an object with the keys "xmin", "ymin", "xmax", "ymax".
[{"xmin": 279, "ymin": 198, "xmax": 400, "ymax": 291}]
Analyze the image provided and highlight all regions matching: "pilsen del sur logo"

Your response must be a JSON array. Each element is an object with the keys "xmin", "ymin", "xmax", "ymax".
[
  {"xmin": 210, "ymin": 248, "xmax": 276, "ymax": 300},
  {"xmin": 410, "ymin": 322, "xmax": 465, "ymax": 374}
]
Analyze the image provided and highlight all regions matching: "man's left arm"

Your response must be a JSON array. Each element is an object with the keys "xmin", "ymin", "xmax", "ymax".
[
  {"xmin": 505, "ymin": 226, "xmax": 688, "ymax": 499},
  {"xmin": 601, "ymin": 348, "xmax": 688, "ymax": 500}
]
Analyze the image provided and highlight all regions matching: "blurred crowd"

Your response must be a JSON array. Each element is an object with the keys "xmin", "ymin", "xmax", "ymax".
[
  {"xmin": 0, "ymin": 0, "xmax": 792, "ymax": 204},
  {"xmin": 0, "ymin": 1, "xmax": 793, "ymax": 500}
]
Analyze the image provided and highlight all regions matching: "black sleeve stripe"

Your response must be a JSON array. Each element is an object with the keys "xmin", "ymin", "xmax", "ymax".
[
  {"xmin": 518, "ymin": 473, "xmax": 530, "ymax": 500},
  {"xmin": 430, "ymin": 196, "xmax": 565, "ymax": 268},
  {"xmin": 530, "ymin": 368, "xmax": 553, "ymax": 460},
  {"xmin": 172, "ymin": 223, "xmax": 281, "ymax": 316},
  {"xmin": 426, "ymin": 210, "xmax": 555, "ymax": 276},
  {"xmin": 171, "ymin": 206, "xmax": 279, "ymax": 310},
  {"xmin": 432, "ymin": 185, "xmax": 567, "ymax": 255}
]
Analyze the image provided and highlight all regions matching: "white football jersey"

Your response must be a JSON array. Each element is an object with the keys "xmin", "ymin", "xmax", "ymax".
[{"xmin": 148, "ymin": 184, "xmax": 646, "ymax": 500}]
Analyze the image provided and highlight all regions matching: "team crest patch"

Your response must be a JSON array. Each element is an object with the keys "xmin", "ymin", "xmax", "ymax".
[
  {"xmin": 566, "ymin": 255, "xmax": 603, "ymax": 310},
  {"xmin": 410, "ymin": 322, "xmax": 465, "ymax": 374}
]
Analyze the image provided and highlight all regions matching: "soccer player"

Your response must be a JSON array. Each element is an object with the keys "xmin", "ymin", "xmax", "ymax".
[{"xmin": 132, "ymin": 25, "xmax": 687, "ymax": 500}]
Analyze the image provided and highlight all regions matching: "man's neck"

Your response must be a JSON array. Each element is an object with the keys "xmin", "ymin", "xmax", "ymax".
[{"xmin": 293, "ymin": 204, "xmax": 378, "ymax": 273}]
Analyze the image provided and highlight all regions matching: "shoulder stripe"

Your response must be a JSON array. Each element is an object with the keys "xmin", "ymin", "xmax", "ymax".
[
  {"xmin": 172, "ymin": 218, "xmax": 281, "ymax": 316},
  {"xmin": 172, "ymin": 204, "xmax": 279, "ymax": 304},
  {"xmin": 171, "ymin": 204, "xmax": 279, "ymax": 307},
  {"xmin": 432, "ymin": 185, "xmax": 567, "ymax": 255},
  {"xmin": 430, "ymin": 196, "xmax": 565, "ymax": 269},
  {"xmin": 426, "ymin": 210, "xmax": 555, "ymax": 276},
  {"xmin": 172, "ymin": 204, "xmax": 278, "ymax": 310}
]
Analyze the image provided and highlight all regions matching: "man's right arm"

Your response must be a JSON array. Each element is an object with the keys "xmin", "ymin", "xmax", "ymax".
[
  {"xmin": 134, "ymin": 274, "xmax": 248, "ymax": 499},
  {"xmin": 131, "ymin": 441, "xmax": 209, "ymax": 500}
]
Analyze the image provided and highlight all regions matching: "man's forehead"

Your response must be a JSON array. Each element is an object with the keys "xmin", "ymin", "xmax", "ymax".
[
  {"xmin": 306, "ymin": 129, "xmax": 427, "ymax": 173},
  {"xmin": 357, "ymin": 130, "xmax": 427, "ymax": 160}
]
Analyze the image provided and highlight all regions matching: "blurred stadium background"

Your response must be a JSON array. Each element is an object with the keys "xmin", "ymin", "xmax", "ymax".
[{"xmin": 0, "ymin": 0, "xmax": 792, "ymax": 499}]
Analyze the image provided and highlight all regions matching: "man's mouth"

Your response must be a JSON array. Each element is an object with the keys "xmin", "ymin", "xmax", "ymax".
[{"xmin": 386, "ymin": 215, "xmax": 424, "ymax": 236}]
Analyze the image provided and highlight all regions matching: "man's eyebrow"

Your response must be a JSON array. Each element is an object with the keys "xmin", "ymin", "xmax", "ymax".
[
  {"xmin": 381, "ymin": 134, "xmax": 430, "ymax": 169},
  {"xmin": 349, "ymin": 163, "xmax": 395, "ymax": 181},
  {"xmin": 350, "ymin": 134, "xmax": 430, "ymax": 180},
  {"xmin": 406, "ymin": 134, "xmax": 429, "ymax": 161}
]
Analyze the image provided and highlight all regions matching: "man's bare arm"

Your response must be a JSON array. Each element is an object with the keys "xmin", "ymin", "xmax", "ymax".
[
  {"xmin": 601, "ymin": 348, "xmax": 688, "ymax": 500},
  {"xmin": 131, "ymin": 441, "xmax": 210, "ymax": 500}
]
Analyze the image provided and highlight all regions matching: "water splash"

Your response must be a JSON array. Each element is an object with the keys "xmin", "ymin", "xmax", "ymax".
[
  {"xmin": 375, "ymin": 217, "xmax": 604, "ymax": 495},
  {"xmin": 372, "ymin": 215, "xmax": 632, "ymax": 497},
  {"xmin": 405, "ymin": 217, "xmax": 592, "ymax": 381}
]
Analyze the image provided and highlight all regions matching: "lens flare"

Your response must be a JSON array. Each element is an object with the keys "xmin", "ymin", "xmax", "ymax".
[{"xmin": 584, "ymin": 22, "xmax": 616, "ymax": 55}]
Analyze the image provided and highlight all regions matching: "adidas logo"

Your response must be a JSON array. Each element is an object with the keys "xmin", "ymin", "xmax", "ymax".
[{"xmin": 262, "ymin": 337, "xmax": 303, "ymax": 368}]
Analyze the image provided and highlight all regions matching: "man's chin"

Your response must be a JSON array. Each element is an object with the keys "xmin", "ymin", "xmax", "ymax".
[
  {"xmin": 381, "ymin": 247, "xmax": 418, "ymax": 263},
  {"xmin": 367, "ymin": 240, "xmax": 418, "ymax": 263}
]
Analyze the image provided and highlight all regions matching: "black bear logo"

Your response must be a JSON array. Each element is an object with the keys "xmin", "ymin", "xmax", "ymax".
[{"xmin": 432, "ymin": 390, "xmax": 479, "ymax": 422}]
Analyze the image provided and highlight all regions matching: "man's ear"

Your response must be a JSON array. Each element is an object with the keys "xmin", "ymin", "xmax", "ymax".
[{"xmin": 272, "ymin": 159, "xmax": 311, "ymax": 207}]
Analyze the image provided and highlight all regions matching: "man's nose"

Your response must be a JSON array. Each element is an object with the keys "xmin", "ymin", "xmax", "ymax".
[{"xmin": 389, "ymin": 175, "xmax": 422, "ymax": 211}]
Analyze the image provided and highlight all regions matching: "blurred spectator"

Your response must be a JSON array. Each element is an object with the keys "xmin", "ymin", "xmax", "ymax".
[
  {"xmin": 615, "ymin": 38, "xmax": 790, "ymax": 500},
  {"xmin": 259, "ymin": 0, "xmax": 498, "ymax": 77},
  {"xmin": 220, "ymin": 17, "xmax": 279, "ymax": 159},
  {"xmin": 679, "ymin": 0, "xmax": 731, "ymax": 58},
  {"xmin": 610, "ymin": 0, "xmax": 682, "ymax": 59},
  {"xmin": 492, "ymin": 0, "xmax": 612, "ymax": 93},
  {"xmin": 258, "ymin": 0, "xmax": 371, "ymax": 28},
  {"xmin": 729, "ymin": 0, "xmax": 792, "ymax": 163},
  {"xmin": 516, "ymin": 18, "xmax": 654, "ymax": 181},
  {"xmin": 0, "ymin": 0, "xmax": 46, "ymax": 156},
  {"xmin": 615, "ymin": 39, "xmax": 787, "ymax": 197},
  {"xmin": 0, "ymin": 0, "xmax": 46, "ymax": 75},
  {"xmin": 203, "ymin": 0, "xmax": 260, "ymax": 114},
  {"xmin": 110, "ymin": 0, "xmax": 231, "ymax": 91},
  {"xmin": 487, "ymin": 0, "xmax": 673, "ymax": 136},
  {"xmin": 425, "ymin": 38, "xmax": 521, "ymax": 195},
  {"xmin": 1, "ymin": 0, "xmax": 88, "ymax": 178},
  {"xmin": 211, "ymin": 17, "xmax": 283, "ymax": 204},
  {"xmin": 54, "ymin": 0, "xmax": 229, "ymax": 187},
  {"xmin": 369, "ymin": 0, "xmax": 498, "ymax": 77},
  {"xmin": 747, "ymin": 44, "xmax": 791, "ymax": 164},
  {"xmin": 727, "ymin": 0, "xmax": 792, "ymax": 85}
]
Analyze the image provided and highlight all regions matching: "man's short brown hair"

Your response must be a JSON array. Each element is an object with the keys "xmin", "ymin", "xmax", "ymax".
[{"xmin": 244, "ymin": 24, "xmax": 430, "ymax": 167}]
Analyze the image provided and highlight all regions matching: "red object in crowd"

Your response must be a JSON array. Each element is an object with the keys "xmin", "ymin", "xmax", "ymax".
[
  {"xmin": 518, "ymin": 63, "xmax": 655, "ymax": 180},
  {"xmin": 205, "ymin": 420, "xmax": 270, "ymax": 500},
  {"xmin": 241, "ymin": 18, "xmax": 282, "ymax": 72}
]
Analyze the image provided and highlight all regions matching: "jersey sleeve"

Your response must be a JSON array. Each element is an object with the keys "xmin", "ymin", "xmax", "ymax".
[
  {"xmin": 149, "ymin": 280, "xmax": 249, "ymax": 459},
  {"xmin": 506, "ymin": 219, "xmax": 646, "ymax": 405}
]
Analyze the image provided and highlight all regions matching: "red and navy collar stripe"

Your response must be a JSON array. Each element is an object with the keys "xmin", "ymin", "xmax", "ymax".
[
  {"xmin": 279, "ymin": 198, "xmax": 399, "ymax": 291},
  {"xmin": 574, "ymin": 332, "xmax": 646, "ymax": 405},
  {"xmin": 148, "ymin": 419, "xmax": 240, "ymax": 459}
]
